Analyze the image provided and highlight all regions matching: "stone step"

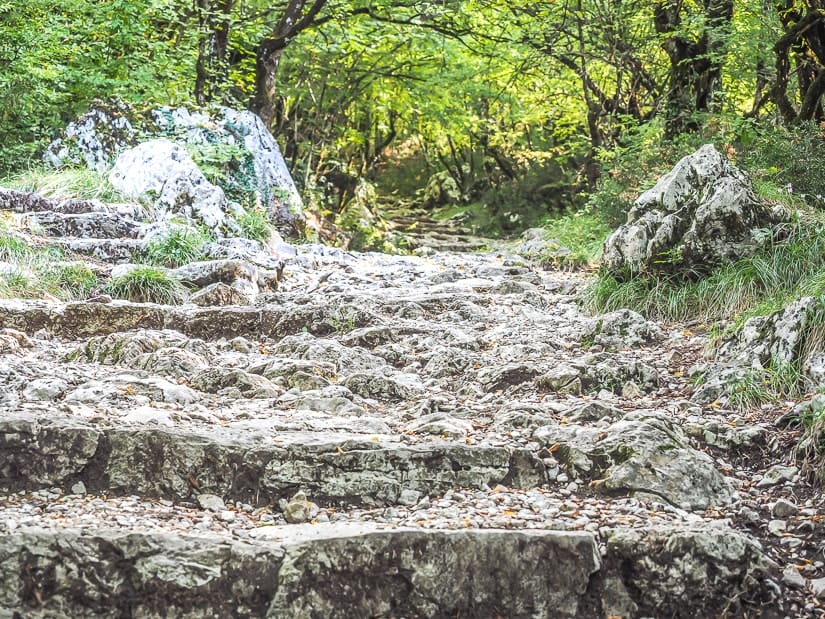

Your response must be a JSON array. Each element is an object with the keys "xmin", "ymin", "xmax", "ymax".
[
  {"xmin": 0, "ymin": 523, "xmax": 768, "ymax": 618},
  {"xmin": 46, "ymin": 236, "xmax": 145, "ymax": 263},
  {"xmin": 398, "ymin": 233, "xmax": 490, "ymax": 253},
  {"xmin": 0, "ymin": 413, "xmax": 545, "ymax": 507},
  {"xmin": 27, "ymin": 210, "xmax": 142, "ymax": 239},
  {"xmin": 0, "ymin": 298, "xmax": 378, "ymax": 340},
  {"xmin": 0, "ymin": 188, "xmax": 141, "ymax": 217}
]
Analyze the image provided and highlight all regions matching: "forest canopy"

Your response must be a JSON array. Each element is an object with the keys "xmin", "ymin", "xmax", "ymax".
[{"xmin": 3, "ymin": 0, "xmax": 825, "ymax": 226}]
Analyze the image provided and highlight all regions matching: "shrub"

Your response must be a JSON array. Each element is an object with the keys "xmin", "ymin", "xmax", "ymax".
[{"xmin": 103, "ymin": 266, "xmax": 186, "ymax": 304}]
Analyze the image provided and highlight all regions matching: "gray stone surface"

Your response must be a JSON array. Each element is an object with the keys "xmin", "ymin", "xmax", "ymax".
[
  {"xmin": 0, "ymin": 524, "xmax": 768, "ymax": 618},
  {"xmin": 0, "ymin": 413, "xmax": 546, "ymax": 506},
  {"xmin": 534, "ymin": 411, "xmax": 735, "ymax": 510},
  {"xmin": 603, "ymin": 144, "xmax": 782, "ymax": 276}
]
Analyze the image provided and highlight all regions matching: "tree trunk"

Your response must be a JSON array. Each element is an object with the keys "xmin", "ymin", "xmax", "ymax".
[
  {"xmin": 254, "ymin": 39, "xmax": 284, "ymax": 128},
  {"xmin": 654, "ymin": 0, "xmax": 733, "ymax": 137},
  {"xmin": 772, "ymin": 3, "xmax": 825, "ymax": 122},
  {"xmin": 195, "ymin": 0, "xmax": 235, "ymax": 105},
  {"xmin": 251, "ymin": 0, "xmax": 329, "ymax": 129}
]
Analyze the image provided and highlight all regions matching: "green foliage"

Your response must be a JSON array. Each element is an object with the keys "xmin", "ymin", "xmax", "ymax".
[
  {"xmin": 2, "ymin": 168, "xmax": 128, "ymax": 203},
  {"xmin": 796, "ymin": 405, "xmax": 825, "ymax": 484},
  {"xmin": 734, "ymin": 120, "xmax": 825, "ymax": 202},
  {"xmin": 103, "ymin": 266, "xmax": 187, "ymax": 304},
  {"xmin": 145, "ymin": 227, "xmax": 210, "ymax": 268},
  {"xmin": 537, "ymin": 209, "xmax": 613, "ymax": 268},
  {"xmin": 0, "ymin": 0, "xmax": 195, "ymax": 175},
  {"xmin": 237, "ymin": 207, "xmax": 274, "ymax": 243}
]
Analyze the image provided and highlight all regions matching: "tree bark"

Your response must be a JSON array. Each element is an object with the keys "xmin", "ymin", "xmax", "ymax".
[
  {"xmin": 195, "ymin": 0, "xmax": 235, "ymax": 105},
  {"xmin": 252, "ymin": 0, "xmax": 329, "ymax": 129},
  {"xmin": 772, "ymin": 3, "xmax": 825, "ymax": 122},
  {"xmin": 654, "ymin": 0, "xmax": 733, "ymax": 137}
]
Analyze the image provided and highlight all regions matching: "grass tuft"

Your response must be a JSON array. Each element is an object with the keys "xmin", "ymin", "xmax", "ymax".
[
  {"xmin": 534, "ymin": 209, "xmax": 613, "ymax": 268},
  {"xmin": 103, "ymin": 266, "xmax": 187, "ymax": 304},
  {"xmin": 237, "ymin": 207, "xmax": 273, "ymax": 242},
  {"xmin": 2, "ymin": 168, "xmax": 128, "ymax": 202},
  {"xmin": 145, "ymin": 227, "xmax": 210, "ymax": 267}
]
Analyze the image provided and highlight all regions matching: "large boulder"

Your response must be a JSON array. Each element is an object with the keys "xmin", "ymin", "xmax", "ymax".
[
  {"xmin": 45, "ymin": 100, "xmax": 303, "ymax": 232},
  {"xmin": 603, "ymin": 144, "xmax": 784, "ymax": 277},
  {"xmin": 109, "ymin": 139, "xmax": 227, "ymax": 233}
]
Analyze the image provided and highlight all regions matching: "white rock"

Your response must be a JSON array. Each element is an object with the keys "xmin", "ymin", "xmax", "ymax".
[
  {"xmin": 197, "ymin": 493, "xmax": 226, "ymax": 512},
  {"xmin": 811, "ymin": 577, "xmax": 825, "ymax": 599},
  {"xmin": 109, "ymin": 139, "xmax": 227, "ymax": 233}
]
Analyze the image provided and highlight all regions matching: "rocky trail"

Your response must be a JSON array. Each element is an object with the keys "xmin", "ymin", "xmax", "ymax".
[
  {"xmin": 0, "ymin": 188, "xmax": 824, "ymax": 618},
  {"xmin": 0, "ymin": 200, "xmax": 825, "ymax": 617}
]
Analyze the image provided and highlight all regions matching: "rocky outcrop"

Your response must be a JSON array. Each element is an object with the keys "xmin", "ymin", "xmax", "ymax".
[
  {"xmin": 109, "ymin": 139, "xmax": 228, "ymax": 234},
  {"xmin": 694, "ymin": 296, "xmax": 825, "ymax": 404},
  {"xmin": 45, "ymin": 100, "xmax": 302, "ymax": 231},
  {"xmin": 603, "ymin": 144, "xmax": 785, "ymax": 277},
  {"xmin": 534, "ymin": 410, "xmax": 735, "ymax": 510}
]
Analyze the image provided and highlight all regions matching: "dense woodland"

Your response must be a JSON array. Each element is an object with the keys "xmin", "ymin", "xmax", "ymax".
[{"xmin": 4, "ymin": 0, "xmax": 825, "ymax": 227}]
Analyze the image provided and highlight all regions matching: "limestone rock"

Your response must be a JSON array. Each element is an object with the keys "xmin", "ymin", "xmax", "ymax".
[
  {"xmin": 44, "ymin": 99, "xmax": 138, "ymax": 172},
  {"xmin": 782, "ymin": 565, "xmax": 805, "ymax": 589},
  {"xmin": 172, "ymin": 259, "xmax": 277, "ymax": 298},
  {"xmin": 189, "ymin": 282, "xmax": 250, "ymax": 307},
  {"xmin": 282, "ymin": 491, "xmax": 319, "ymax": 524},
  {"xmin": 534, "ymin": 411, "xmax": 734, "ymax": 510},
  {"xmin": 196, "ymin": 493, "xmax": 226, "ymax": 513},
  {"xmin": 109, "ymin": 139, "xmax": 227, "ymax": 234},
  {"xmin": 47, "ymin": 101, "xmax": 303, "ymax": 230},
  {"xmin": 602, "ymin": 526, "xmax": 766, "ymax": 617},
  {"xmin": 191, "ymin": 368, "xmax": 280, "ymax": 399},
  {"xmin": 271, "ymin": 528, "xmax": 600, "ymax": 618},
  {"xmin": 603, "ymin": 144, "xmax": 782, "ymax": 276},
  {"xmin": 29, "ymin": 210, "xmax": 141, "ymax": 240},
  {"xmin": 582, "ymin": 309, "xmax": 664, "ymax": 349}
]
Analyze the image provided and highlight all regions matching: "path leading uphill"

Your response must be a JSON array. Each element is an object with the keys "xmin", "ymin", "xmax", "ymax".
[{"xmin": 0, "ymin": 194, "xmax": 823, "ymax": 617}]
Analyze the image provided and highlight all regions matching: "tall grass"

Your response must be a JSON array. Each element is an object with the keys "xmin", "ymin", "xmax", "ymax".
[
  {"xmin": 0, "ymin": 220, "xmax": 98, "ymax": 300},
  {"xmin": 2, "ymin": 168, "xmax": 127, "ymax": 203},
  {"xmin": 583, "ymin": 215, "xmax": 825, "ymax": 325}
]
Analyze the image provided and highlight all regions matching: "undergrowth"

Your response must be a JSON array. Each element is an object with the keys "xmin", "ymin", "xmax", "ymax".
[
  {"xmin": 2, "ymin": 167, "xmax": 128, "ymax": 203},
  {"xmin": 237, "ymin": 207, "xmax": 274, "ymax": 243},
  {"xmin": 0, "ymin": 217, "xmax": 98, "ymax": 300},
  {"xmin": 582, "ymin": 214, "xmax": 825, "ymax": 324},
  {"xmin": 103, "ymin": 266, "xmax": 187, "ymax": 304},
  {"xmin": 536, "ymin": 209, "xmax": 614, "ymax": 268},
  {"xmin": 145, "ymin": 227, "xmax": 210, "ymax": 267}
]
